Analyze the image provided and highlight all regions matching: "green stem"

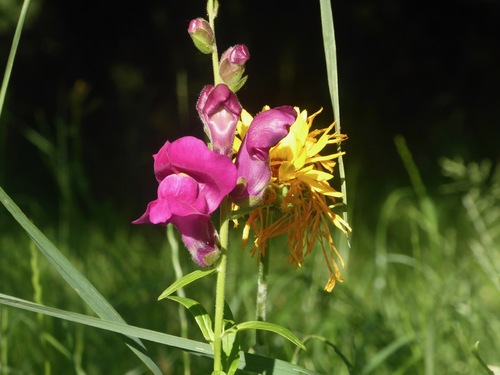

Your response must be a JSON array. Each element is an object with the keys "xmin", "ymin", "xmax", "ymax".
[
  {"xmin": 254, "ymin": 251, "xmax": 269, "ymax": 354},
  {"xmin": 207, "ymin": 0, "xmax": 221, "ymax": 84},
  {"xmin": 213, "ymin": 197, "xmax": 230, "ymax": 372}
]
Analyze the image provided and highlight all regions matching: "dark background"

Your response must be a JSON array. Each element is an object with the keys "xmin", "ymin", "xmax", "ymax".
[{"xmin": 1, "ymin": 0, "xmax": 499, "ymax": 222}]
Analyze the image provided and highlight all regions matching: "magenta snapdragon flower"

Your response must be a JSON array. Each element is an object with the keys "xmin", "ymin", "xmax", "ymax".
[
  {"xmin": 197, "ymin": 84, "xmax": 242, "ymax": 157},
  {"xmin": 133, "ymin": 136, "xmax": 237, "ymax": 266},
  {"xmin": 231, "ymin": 106, "xmax": 297, "ymax": 206}
]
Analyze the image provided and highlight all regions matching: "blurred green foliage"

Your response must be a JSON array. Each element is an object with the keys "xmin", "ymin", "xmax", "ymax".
[{"xmin": 1, "ymin": 1, "xmax": 499, "ymax": 374}]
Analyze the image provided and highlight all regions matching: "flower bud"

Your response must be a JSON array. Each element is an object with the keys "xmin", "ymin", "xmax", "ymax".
[
  {"xmin": 219, "ymin": 44, "xmax": 250, "ymax": 92},
  {"xmin": 197, "ymin": 84, "xmax": 242, "ymax": 157},
  {"xmin": 188, "ymin": 18, "xmax": 215, "ymax": 54}
]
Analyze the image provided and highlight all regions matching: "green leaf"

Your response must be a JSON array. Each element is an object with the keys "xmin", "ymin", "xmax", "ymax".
[
  {"xmin": 222, "ymin": 303, "xmax": 240, "ymax": 375},
  {"xmin": 0, "ymin": 293, "xmax": 320, "ymax": 374},
  {"xmin": 319, "ymin": 0, "xmax": 349, "ymax": 225},
  {"xmin": 167, "ymin": 296, "xmax": 214, "ymax": 342},
  {"xmin": 158, "ymin": 268, "xmax": 217, "ymax": 300},
  {"xmin": 234, "ymin": 321, "xmax": 306, "ymax": 351},
  {"xmin": 0, "ymin": 293, "xmax": 213, "ymax": 356},
  {"xmin": 0, "ymin": 187, "xmax": 163, "ymax": 375}
]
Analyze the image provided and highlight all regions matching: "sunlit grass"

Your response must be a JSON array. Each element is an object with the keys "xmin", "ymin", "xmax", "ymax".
[
  {"xmin": 1, "ymin": 0, "xmax": 499, "ymax": 374},
  {"xmin": 2, "ymin": 151, "xmax": 499, "ymax": 374}
]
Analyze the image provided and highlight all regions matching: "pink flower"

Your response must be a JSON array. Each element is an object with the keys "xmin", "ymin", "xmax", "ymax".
[
  {"xmin": 197, "ymin": 84, "xmax": 242, "ymax": 157},
  {"xmin": 231, "ymin": 106, "xmax": 297, "ymax": 206},
  {"xmin": 133, "ymin": 136, "xmax": 237, "ymax": 266}
]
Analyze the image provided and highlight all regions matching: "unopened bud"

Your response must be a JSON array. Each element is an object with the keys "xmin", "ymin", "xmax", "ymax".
[
  {"xmin": 188, "ymin": 18, "xmax": 215, "ymax": 54},
  {"xmin": 219, "ymin": 44, "xmax": 250, "ymax": 92}
]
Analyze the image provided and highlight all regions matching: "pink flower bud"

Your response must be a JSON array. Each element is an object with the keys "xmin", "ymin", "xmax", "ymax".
[
  {"xmin": 188, "ymin": 18, "xmax": 215, "ymax": 54},
  {"xmin": 219, "ymin": 44, "xmax": 250, "ymax": 92}
]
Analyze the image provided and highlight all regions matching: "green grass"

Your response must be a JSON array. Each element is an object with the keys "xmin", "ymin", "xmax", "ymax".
[
  {"xmin": 1, "ymin": 1, "xmax": 499, "ymax": 374},
  {"xmin": 2, "ymin": 153, "xmax": 499, "ymax": 374}
]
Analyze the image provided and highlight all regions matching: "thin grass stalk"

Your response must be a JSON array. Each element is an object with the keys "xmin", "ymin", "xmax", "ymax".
[
  {"xmin": 0, "ymin": 0, "xmax": 31, "ymax": 120},
  {"xmin": 0, "ymin": 0, "xmax": 31, "ymax": 183},
  {"xmin": 319, "ymin": 0, "xmax": 348, "ymax": 226},
  {"xmin": 254, "ymin": 250, "xmax": 269, "ymax": 354},
  {"xmin": 0, "ymin": 308, "xmax": 7, "ymax": 375},
  {"xmin": 167, "ymin": 224, "xmax": 191, "ymax": 375},
  {"xmin": 30, "ymin": 240, "xmax": 52, "ymax": 374}
]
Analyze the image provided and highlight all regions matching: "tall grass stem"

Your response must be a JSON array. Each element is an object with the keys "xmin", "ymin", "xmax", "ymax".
[
  {"xmin": 167, "ymin": 224, "xmax": 191, "ymax": 375},
  {"xmin": 0, "ymin": 0, "xmax": 30, "ymax": 120},
  {"xmin": 254, "ymin": 251, "xmax": 269, "ymax": 353},
  {"xmin": 319, "ymin": 0, "xmax": 348, "ymax": 226},
  {"xmin": 0, "ymin": 308, "xmax": 7, "ymax": 375}
]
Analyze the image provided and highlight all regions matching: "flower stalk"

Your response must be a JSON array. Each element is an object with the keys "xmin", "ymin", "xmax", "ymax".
[
  {"xmin": 212, "ymin": 196, "xmax": 230, "ymax": 372},
  {"xmin": 207, "ymin": 0, "xmax": 221, "ymax": 85}
]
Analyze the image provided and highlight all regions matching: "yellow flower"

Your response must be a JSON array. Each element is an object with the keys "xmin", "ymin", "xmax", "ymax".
[{"xmin": 235, "ymin": 106, "xmax": 351, "ymax": 292}]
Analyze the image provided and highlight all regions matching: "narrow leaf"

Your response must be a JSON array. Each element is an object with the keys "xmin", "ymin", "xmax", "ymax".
[
  {"xmin": 0, "ymin": 187, "xmax": 163, "ymax": 375},
  {"xmin": 222, "ymin": 303, "xmax": 240, "ymax": 375},
  {"xmin": 0, "ymin": 293, "xmax": 319, "ymax": 374},
  {"xmin": 319, "ymin": 0, "xmax": 349, "ymax": 225},
  {"xmin": 158, "ymin": 268, "xmax": 217, "ymax": 300},
  {"xmin": 234, "ymin": 321, "xmax": 305, "ymax": 350},
  {"xmin": 167, "ymin": 296, "xmax": 214, "ymax": 342},
  {"xmin": 0, "ymin": 293, "xmax": 213, "ymax": 356}
]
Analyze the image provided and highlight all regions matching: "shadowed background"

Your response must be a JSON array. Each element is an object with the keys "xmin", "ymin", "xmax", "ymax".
[
  {"xmin": 1, "ymin": 1, "xmax": 500, "ymax": 374},
  {"xmin": 1, "ymin": 0, "xmax": 498, "ymax": 220}
]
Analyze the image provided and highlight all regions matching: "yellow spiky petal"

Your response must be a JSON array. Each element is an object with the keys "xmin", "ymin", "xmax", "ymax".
[{"xmin": 237, "ymin": 107, "xmax": 351, "ymax": 292}]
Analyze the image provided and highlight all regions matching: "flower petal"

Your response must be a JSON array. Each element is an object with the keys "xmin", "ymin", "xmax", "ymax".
[
  {"xmin": 197, "ymin": 84, "xmax": 242, "ymax": 156},
  {"xmin": 132, "ymin": 174, "xmax": 210, "ymax": 225},
  {"xmin": 153, "ymin": 136, "xmax": 238, "ymax": 213},
  {"xmin": 232, "ymin": 106, "xmax": 297, "ymax": 205},
  {"xmin": 172, "ymin": 215, "xmax": 221, "ymax": 267}
]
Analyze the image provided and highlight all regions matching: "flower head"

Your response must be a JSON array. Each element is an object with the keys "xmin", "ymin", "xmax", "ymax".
[
  {"xmin": 231, "ymin": 106, "xmax": 297, "ymax": 207},
  {"xmin": 197, "ymin": 84, "xmax": 242, "ymax": 157},
  {"xmin": 133, "ymin": 136, "xmax": 238, "ymax": 266},
  {"xmin": 238, "ymin": 107, "xmax": 351, "ymax": 292}
]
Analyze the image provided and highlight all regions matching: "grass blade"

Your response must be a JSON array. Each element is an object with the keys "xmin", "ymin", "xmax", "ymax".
[
  {"xmin": 0, "ymin": 293, "xmax": 319, "ymax": 374},
  {"xmin": 0, "ymin": 293, "xmax": 214, "ymax": 356},
  {"xmin": 319, "ymin": 0, "xmax": 348, "ymax": 225},
  {"xmin": 235, "ymin": 321, "xmax": 306, "ymax": 351},
  {"xmin": 0, "ymin": 0, "xmax": 30, "ymax": 120},
  {"xmin": 167, "ymin": 296, "xmax": 214, "ymax": 342},
  {"xmin": 0, "ymin": 186, "xmax": 163, "ymax": 375}
]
